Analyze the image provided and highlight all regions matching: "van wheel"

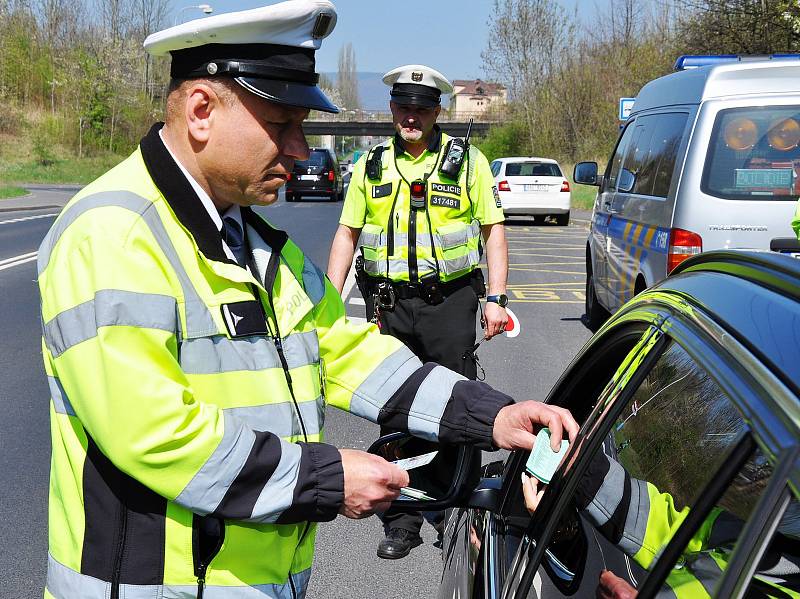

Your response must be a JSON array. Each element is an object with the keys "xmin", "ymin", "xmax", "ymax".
[
  {"xmin": 555, "ymin": 212, "xmax": 570, "ymax": 226},
  {"xmin": 584, "ymin": 272, "xmax": 610, "ymax": 332}
]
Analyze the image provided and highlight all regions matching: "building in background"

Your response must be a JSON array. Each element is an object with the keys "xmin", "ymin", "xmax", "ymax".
[{"xmin": 450, "ymin": 79, "xmax": 507, "ymax": 116}]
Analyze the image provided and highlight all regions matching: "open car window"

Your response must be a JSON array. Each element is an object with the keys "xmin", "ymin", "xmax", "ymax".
[{"xmin": 521, "ymin": 338, "xmax": 771, "ymax": 598}]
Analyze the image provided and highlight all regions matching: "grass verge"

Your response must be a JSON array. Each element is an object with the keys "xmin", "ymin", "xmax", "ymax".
[{"xmin": 0, "ymin": 185, "xmax": 28, "ymax": 199}]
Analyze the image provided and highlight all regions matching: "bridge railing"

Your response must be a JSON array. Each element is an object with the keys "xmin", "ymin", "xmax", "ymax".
[{"xmin": 308, "ymin": 109, "xmax": 506, "ymax": 122}]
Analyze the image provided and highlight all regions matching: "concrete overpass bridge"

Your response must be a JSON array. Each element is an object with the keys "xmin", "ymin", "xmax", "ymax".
[{"xmin": 302, "ymin": 110, "xmax": 500, "ymax": 137}]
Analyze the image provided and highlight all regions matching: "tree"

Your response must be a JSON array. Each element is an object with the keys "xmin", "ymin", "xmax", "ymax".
[{"xmin": 336, "ymin": 42, "xmax": 360, "ymax": 110}]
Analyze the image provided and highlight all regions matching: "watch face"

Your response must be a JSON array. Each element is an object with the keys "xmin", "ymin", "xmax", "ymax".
[{"xmin": 499, "ymin": 294, "xmax": 508, "ymax": 307}]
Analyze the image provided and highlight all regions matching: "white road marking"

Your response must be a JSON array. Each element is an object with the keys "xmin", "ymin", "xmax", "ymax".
[
  {"xmin": 0, "ymin": 251, "xmax": 37, "ymax": 271},
  {"xmin": 0, "ymin": 213, "xmax": 58, "ymax": 225},
  {"xmin": 348, "ymin": 296, "xmax": 365, "ymax": 306}
]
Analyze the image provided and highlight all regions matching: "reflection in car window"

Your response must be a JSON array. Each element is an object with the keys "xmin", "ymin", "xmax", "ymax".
[
  {"xmin": 744, "ymin": 494, "xmax": 800, "ymax": 597},
  {"xmin": 531, "ymin": 340, "xmax": 751, "ymax": 597},
  {"xmin": 703, "ymin": 105, "xmax": 800, "ymax": 201},
  {"xmin": 621, "ymin": 113, "xmax": 688, "ymax": 198},
  {"xmin": 295, "ymin": 150, "xmax": 327, "ymax": 169}
]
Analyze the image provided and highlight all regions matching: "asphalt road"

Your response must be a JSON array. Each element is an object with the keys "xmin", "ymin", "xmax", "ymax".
[{"xmin": 0, "ymin": 186, "xmax": 592, "ymax": 598}]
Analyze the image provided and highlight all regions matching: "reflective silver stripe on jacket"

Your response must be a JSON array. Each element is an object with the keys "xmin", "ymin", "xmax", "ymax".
[
  {"xmin": 37, "ymin": 190, "xmax": 217, "ymax": 338},
  {"xmin": 174, "ymin": 410, "xmax": 300, "ymax": 517},
  {"xmin": 349, "ymin": 346, "xmax": 423, "ymax": 420},
  {"xmin": 436, "ymin": 220, "xmax": 481, "ymax": 248},
  {"xmin": 46, "ymin": 553, "xmax": 311, "ymax": 598},
  {"xmin": 617, "ymin": 477, "xmax": 651, "ymax": 558},
  {"xmin": 407, "ymin": 365, "xmax": 466, "ymax": 441},
  {"xmin": 584, "ymin": 454, "xmax": 626, "ymax": 527},
  {"xmin": 180, "ymin": 330, "xmax": 319, "ymax": 374},
  {"xmin": 43, "ymin": 289, "xmax": 177, "ymax": 358},
  {"xmin": 48, "ymin": 376, "xmax": 75, "ymax": 416},
  {"xmin": 225, "ymin": 398, "xmax": 324, "ymax": 439},
  {"xmin": 686, "ymin": 552, "xmax": 725, "ymax": 596},
  {"xmin": 250, "ymin": 441, "xmax": 303, "ymax": 524}
]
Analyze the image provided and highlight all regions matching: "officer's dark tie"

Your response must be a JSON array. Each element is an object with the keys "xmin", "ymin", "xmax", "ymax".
[{"xmin": 222, "ymin": 216, "xmax": 248, "ymax": 267}]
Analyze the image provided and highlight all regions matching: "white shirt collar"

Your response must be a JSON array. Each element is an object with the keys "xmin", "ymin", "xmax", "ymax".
[{"xmin": 159, "ymin": 129, "xmax": 243, "ymax": 262}]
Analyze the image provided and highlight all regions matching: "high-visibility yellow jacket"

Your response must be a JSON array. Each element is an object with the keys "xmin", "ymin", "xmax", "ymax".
[
  {"xmin": 577, "ymin": 452, "xmax": 799, "ymax": 598},
  {"xmin": 339, "ymin": 129, "xmax": 504, "ymax": 283},
  {"xmin": 39, "ymin": 124, "xmax": 512, "ymax": 599}
]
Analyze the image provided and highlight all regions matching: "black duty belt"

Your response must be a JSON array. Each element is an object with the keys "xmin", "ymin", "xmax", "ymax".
[{"xmin": 367, "ymin": 271, "xmax": 475, "ymax": 300}]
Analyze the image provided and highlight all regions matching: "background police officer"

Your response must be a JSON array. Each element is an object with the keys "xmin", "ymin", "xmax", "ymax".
[{"xmin": 327, "ymin": 64, "xmax": 511, "ymax": 558}]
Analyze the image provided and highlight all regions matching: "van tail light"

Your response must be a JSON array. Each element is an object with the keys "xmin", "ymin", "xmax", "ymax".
[
  {"xmin": 498, "ymin": 180, "xmax": 510, "ymax": 192},
  {"xmin": 668, "ymin": 228, "xmax": 703, "ymax": 273},
  {"xmin": 327, "ymin": 170, "xmax": 335, "ymax": 182},
  {"xmin": 286, "ymin": 173, "xmax": 292, "ymax": 181},
  {"xmin": 561, "ymin": 180, "xmax": 570, "ymax": 192}
]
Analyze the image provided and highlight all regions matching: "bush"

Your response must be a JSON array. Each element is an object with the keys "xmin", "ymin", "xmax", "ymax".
[
  {"xmin": 0, "ymin": 105, "xmax": 24, "ymax": 136},
  {"xmin": 474, "ymin": 121, "xmax": 528, "ymax": 162}
]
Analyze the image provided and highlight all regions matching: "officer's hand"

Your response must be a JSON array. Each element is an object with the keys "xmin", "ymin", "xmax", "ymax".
[
  {"xmin": 596, "ymin": 570, "xmax": 638, "ymax": 599},
  {"xmin": 338, "ymin": 449, "xmax": 410, "ymax": 519},
  {"xmin": 483, "ymin": 302, "xmax": 509, "ymax": 339},
  {"xmin": 491, "ymin": 401, "xmax": 578, "ymax": 451}
]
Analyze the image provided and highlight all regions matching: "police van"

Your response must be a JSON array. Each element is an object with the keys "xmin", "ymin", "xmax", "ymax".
[{"xmin": 574, "ymin": 55, "xmax": 800, "ymax": 330}]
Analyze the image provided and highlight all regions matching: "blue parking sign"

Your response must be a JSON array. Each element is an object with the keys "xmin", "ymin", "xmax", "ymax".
[{"xmin": 619, "ymin": 97, "xmax": 635, "ymax": 121}]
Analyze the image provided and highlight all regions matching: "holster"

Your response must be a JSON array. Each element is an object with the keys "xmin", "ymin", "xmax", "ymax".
[
  {"xmin": 419, "ymin": 273, "xmax": 444, "ymax": 305},
  {"xmin": 354, "ymin": 255, "xmax": 370, "ymax": 300},
  {"xmin": 471, "ymin": 268, "xmax": 487, "ymax": 298}
]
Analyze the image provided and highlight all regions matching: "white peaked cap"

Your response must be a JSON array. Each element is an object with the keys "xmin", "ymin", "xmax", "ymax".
[
  {"xmin": 143, "ymin": 0, "xmax": 339, "ymax": 113},
  {"xmin": 144, "ymin": 0, "xmax": 337, "ymax": 56},
  {"xmin": 382, "ymin": 64, "xmax": 453, "ymax": 94}
]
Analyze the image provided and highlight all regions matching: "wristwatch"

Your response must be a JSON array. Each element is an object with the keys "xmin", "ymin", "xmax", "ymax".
[{"xmin": 486, "ymin": 294, "xmax": 509, "ymax": 308}]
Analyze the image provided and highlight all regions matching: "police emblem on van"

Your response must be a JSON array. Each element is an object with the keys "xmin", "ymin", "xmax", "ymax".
[{"xmin": 431, "ymin": 183, "xmax": 461, "ymax": 195}]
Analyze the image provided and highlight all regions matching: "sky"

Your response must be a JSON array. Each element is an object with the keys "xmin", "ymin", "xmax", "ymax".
[{"xmin": 169, "ymin": 0, "xmax": 581, "ymax": 80}]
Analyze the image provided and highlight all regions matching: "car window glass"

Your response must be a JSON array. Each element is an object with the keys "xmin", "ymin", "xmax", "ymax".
[
  {"xmin": 295, "ymin": 151, "xmax": 326, "ymax": 169},
  {"xmin": 650, "ymin": 448, "xmax": 779, "ymax": 598},
  {"xmin": 632, "ymin": 113, "xmax": 688, "ymax": 198},
  {"xmin": 505, "ymin": 162, "xmax": 562, "ymax": 177},
  {"xmin": 702, "ymin": 105, "xmax": 800, "ymax": 201},
  {"xmin": 743, "ymin": 493, "xmax": 800, "ymax": 597},
  {"xmin": 606, "ymin": 122, "xmax": 637, "ymax": 191},
  {"xmin": 527, "ymin": 340, "xmax": 752, "ymax": 598},
  {"xmin": 491, "ymin": 161, "xmax": 502, "ymax": 177}
]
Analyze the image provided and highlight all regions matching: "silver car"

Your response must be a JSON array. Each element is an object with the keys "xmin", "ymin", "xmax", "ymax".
[{"xmin": 575, "ymin": 56, "xmax": 800, "ymax": 330}]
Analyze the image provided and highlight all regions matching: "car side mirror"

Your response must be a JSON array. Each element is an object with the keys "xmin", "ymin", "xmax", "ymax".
[
  {"xmin": 617, "ymin": 168, "xmax": 636, "ymax": 193},
  {"xmin": 367, "ymin": 432, "xmax": 480, "ymax": 512},
  {"xmin": 573, "ymin": 161, "xmax": 599, "ymax": 186}
]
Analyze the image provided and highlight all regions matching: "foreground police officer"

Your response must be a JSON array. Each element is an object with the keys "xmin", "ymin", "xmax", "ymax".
[
  {"xmin": 38, "ymin": 2, "xmax": 576, "ymax": 597},
  {"xmin": 327, "ymin": 65, "xmax": 510, "ymax": 559}
]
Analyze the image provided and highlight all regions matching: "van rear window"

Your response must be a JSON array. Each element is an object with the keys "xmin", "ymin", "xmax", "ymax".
[
  {"xmin": 505, "ymin": 162, "xmax": 562, "ymax": 177},
  {"xmin": 295, "ymin": 151, "xmax": 327, "ymax": 169},
  {"xmin": 702, "ymin": 106, "xmax": 800, "ymax": 201}
]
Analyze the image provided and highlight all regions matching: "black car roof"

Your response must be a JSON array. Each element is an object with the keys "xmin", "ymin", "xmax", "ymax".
[{"xmin": 655, "ymin": 250, "xmax": 800, "ymax": 398}]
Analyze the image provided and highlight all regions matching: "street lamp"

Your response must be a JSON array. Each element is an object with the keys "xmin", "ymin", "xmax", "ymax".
[{"xmin": 174, "ymin": 4, "xmax": 213, "ymax": 26}]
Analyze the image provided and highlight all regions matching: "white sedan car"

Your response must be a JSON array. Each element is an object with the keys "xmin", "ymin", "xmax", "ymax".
[{"xmin": 490, "ymin": 156, "xmax": 571, "ymax": 225}]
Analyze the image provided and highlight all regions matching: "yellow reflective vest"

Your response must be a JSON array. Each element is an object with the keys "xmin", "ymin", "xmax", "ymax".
[
  {"xmin": 340, "ymin": 130, "xmax": 504, "ymax": 283},
  {"xmin": 39, "ymin": 124, "xmax": 512, "ymax": 598}
]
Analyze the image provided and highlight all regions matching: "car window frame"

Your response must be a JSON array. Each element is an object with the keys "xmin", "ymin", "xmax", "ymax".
[
  {"xmin": 505, "ymin": 299, "xmax": 800, "ymax": 599},
  {"xmin": 603, "ymin": 120, "xmax": 638, "ymax": 193}
]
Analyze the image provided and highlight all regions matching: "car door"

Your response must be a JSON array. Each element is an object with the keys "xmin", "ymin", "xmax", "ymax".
[
  {"xmin": 593, "ymin": 122, "xmax": 637, "ymax": 309},
  {"xmin": 499, "ymin": 318, "xmax": 798, "ymax": 598},
  {"xmin": 440, "ymin": 322, "xmax": 660, "ymax": 599}
]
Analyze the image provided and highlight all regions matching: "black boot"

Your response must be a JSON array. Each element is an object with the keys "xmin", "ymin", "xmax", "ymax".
[{"xmin": 376, "ymin": 528, "xmax": 423, "ymax": 560}]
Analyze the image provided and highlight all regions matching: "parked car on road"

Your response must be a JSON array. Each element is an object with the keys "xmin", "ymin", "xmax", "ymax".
[
  {"xmin": 371, "ymin": 250, "xmax": 800, "ymax": 599},
  {"xmin": 575, "ymin": 55, "xmax": 800, "ymax": 331},
  {"xmin": 286, "ymin": 147, "xmax": 344, "ymax": 202},
  {"xmin": 490, "ymin": 157, "xmax": 571, "ymax": 225}
]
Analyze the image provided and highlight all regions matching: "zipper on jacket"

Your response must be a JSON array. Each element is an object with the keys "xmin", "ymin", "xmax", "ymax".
[
  {"xmin": 110, "ymin": 505, "xmax": 128, "ymax": 599},
  {"xmin": 408, "ymin": 208, "xmax": 418, "ymax": 282},
  {"xmin": 193, "ymin": 515, "xmax": 225, "ymax": 599}
]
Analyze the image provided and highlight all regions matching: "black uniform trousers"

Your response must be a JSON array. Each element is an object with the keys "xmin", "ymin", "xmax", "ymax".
[{"xmin": 365, "ymin": 281, "xmax": 479, "ymax": 534}]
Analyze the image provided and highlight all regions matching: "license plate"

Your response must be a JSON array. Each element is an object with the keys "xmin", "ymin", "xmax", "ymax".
[
  {"xmin": 524, "ymin": 184, "xmax": 549, "ymax": 192},
  {"xmin": 300, "ymin": 174, "xmax": 318, "ymax": 181}
]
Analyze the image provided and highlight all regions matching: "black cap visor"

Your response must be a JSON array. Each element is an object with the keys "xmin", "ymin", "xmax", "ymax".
[
  {"xmin": 235, "ymin": 77, "xmax": 339, "ymax": 113},
  {"xmin": 390, "ymin": 83, "xmax": 441, "ymax": 108}
]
